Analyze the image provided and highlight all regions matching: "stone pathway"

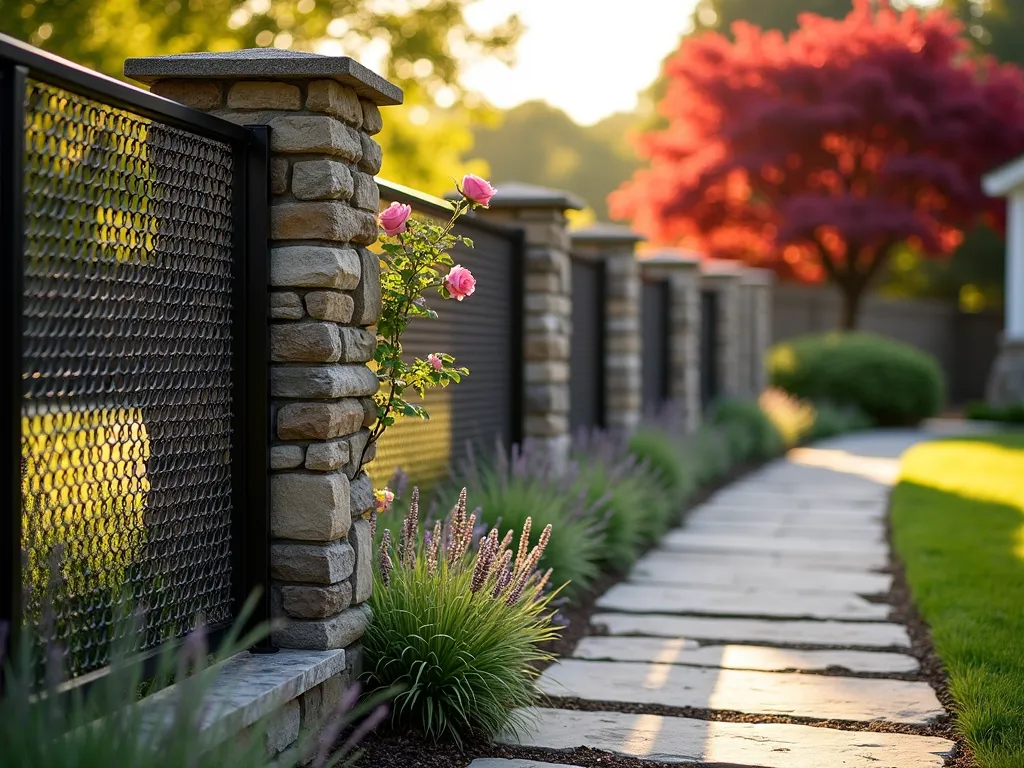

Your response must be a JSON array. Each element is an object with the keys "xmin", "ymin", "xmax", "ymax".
[{"xmin": 475, "ymin": 431, "xmax": 958, "ymax": 768}]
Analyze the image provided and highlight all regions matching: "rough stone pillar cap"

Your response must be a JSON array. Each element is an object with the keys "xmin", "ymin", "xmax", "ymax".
[
  {"xmin": 700, "ymin": 258, "xmax": 745, "ymax": 277},
  {"xmin": 449, "ymin": 180, "xmax": 585, "ymax": 212},
  {"xmin": 570, "ymin": 222, "xmax": 645, "ymax": 247},
  {"xmin": 124, "ymin": 48, "xmax": 403, "ymax": 106},
  {"xmin": 641, "ymin": 248, "xmax": 702, "ymax": 268}
]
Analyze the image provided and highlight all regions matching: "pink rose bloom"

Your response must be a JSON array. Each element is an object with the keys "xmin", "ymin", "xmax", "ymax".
[
  {"xmin": 374, "ymin": 488, "xmax": 395, "ymax": 514},
  {"xmin": 427, "ymin": 354, "xmax": 443, "ymax": 371},
  {"xmin": 379, "ymin": 201, "xmax": 411, "ymax": 236},
  {"xmin": 444, "ymin": 264, "xmax": 476, "ymax": 301},
  {"xmin": 461, "ymin": 174, "xmax": 496, "ymax": 207}
]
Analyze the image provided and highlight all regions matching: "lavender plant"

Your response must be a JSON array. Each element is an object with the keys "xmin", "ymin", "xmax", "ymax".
[{"xmin": 363, "ymin": 487, "xmax": 561, "ymax": 745}]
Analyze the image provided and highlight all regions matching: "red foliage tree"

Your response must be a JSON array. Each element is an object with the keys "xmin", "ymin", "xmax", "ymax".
[{"xmin": 611, "ymin": 0, "xmax": 1024, "ymax": 328}]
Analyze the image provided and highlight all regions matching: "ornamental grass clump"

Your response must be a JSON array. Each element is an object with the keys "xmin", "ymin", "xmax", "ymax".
[{"xmin": 363, "ymin": 488, "xmax": 561, "ymax": 745}]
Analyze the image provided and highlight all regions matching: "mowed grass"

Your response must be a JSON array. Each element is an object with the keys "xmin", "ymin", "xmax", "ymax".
[{"xmin": 891, "ymin": 434, "xmax": 1024, "ymax": 768}]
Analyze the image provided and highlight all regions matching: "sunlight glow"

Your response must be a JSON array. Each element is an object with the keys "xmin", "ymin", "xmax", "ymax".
[{"xmin": 787, "ymin": 447, "xmax": 901, "ymax": 485}]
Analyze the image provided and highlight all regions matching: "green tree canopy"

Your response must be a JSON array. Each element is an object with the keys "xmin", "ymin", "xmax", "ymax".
[{"xmin": 0, "ymin": 0, "xmax": 521, "ymax": 192}]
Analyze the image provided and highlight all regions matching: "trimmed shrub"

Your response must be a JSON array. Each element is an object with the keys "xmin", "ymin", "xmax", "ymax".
[
  {"xmin": 708, "ymin": 398, "xmax": 784, "ymax": 462},
  {"xmin": 965, "ymin": 401, "xmax": 1024, "ymax": 424},
  {"xmin": 689, "ymin": 424, "xmax": 735, "ymax": 484},
  {"xmin": 768, "ymin": 332, "xmax": 945, "ymax": 426},
  {"xmin": 574, "ymin": 457, "xmax": 646, "ymax": 568},
  {"xmin": 809, "ymin": 402, "xmax": 873, "ymax": 440},
  {"xmin": 363, "ymin": 490, "xmax": 559, "ymax": 745}
]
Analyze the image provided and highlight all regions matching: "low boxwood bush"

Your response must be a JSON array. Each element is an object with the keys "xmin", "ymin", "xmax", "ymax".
[
  {"xmin": 627, "ymin": 427, "xmax": 695, "ymax": 506},
  {"xmin": 768, "ymin": 332, "xmax": 945, "ymax": 426},
  {"xmin": 809, "ymin": 402, "xmax": 873, "ymax": 440},
  {"xmin": 964, "ymin": 401, "xmax": 1024, "ymax": 424},
  {"xmin": 363, "ymin": 489, "xmax": 559, "ymax": 745}
]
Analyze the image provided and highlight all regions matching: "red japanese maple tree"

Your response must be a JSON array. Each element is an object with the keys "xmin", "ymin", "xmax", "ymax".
[{"xmin": 611, "ymin": 0, "xmax": 1024, "ymax": 328}]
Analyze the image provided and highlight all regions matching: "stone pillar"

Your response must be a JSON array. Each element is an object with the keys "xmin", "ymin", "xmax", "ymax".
[
  {"xmin": 741, "ymin": 268, "xmax": 774, "ymax": 397},
  {"xmin": 479, "ymin": 182, "xmax": 583, "ymax": 472},
  {"xmin": 125, "ymin": 51, "xmax": 402, "ymax": 652},
  {"xmin": 570, "ymin": 224, "xmax": 645, "ymax": 433},
  {"xmin": 701, "ymin": 261, "xmax": 745, "ymax": 400},
  {"xmin": 641, "ymin": 253, "xmax": 702, "ymax": 433},
  {"xmin": 986, "ymin": 193, "xmax": 1024, "ymax": 405}
]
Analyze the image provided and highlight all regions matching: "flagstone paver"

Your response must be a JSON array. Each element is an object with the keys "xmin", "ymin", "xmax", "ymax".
[
  {"xmin": 483, "ymin": 431, "xmax": 950, "ymax": 766},
  {"xmin": 468, "ymin": 762, "xmax": 576, "ymax": 768},
  {"xmin": 596, "ymin": 583, "xmax": 890, "ymax": 620},
  {"xmin": 573, "ymin": 636, "xmax": 919, "ymax": 673},
  {"xmin": 592, "ymin": 612, "xmax": 911, "ymax": 648},
  {"xmin": 495, "ymin": 708, "xmax": 955, "ymax": 767},
  {"xmin": 629, "ymin": 556, "xmax": 892, "ymax": 594},
  {"xmin": 536, "ymin": 659, "xmax": 944, "ymax": 724}
]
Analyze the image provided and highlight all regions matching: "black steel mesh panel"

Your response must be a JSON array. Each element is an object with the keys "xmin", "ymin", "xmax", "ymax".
[
  {"xmin": 642, "ymin": 279, "xmax": 670, "ymax": 414},
  {"xmin": 20, "ymin": 79, "xmax": 237, "ymax": 677},
  {"xmin": 569, "ymin": 257, "xmax": 604, "ymax": 432},
  {"xmin": 370, "ymin": 213, "xmax": 520, "ymax": 492}
]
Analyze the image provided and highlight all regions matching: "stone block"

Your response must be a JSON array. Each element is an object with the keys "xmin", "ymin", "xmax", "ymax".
[
  {"xmin": 524, "ymin": 294, "xmax": 571, "ymax": 315},
  {"xmin": 525, "ymin": 273, "xmax": 561, "ymax": 293},
  {"xmin": 305, "ymin": 439, "xmax": 351, "ymax": 471},
  {"xmin": 359, "ymin": 397, "xmax": 377, "ymax": 428},
  {"xmin": 272, "ymin": 472, "xmax": 351, "ymax": 541},
  {"xmin": 525, "ymin": 247, "xmax": 571, "ymax": 276},
  {"xmin": 349, "ymin": 471, "xmax": 375, "ymax": 519},
  {"xmin": 151, "ymin": 79, "xmax": 223, "ymax": 110},
  {"xmin": 305, "ymin": 291, "xmax": 354, "ymax": 323},
  {"xmin": 343, "ymin": 644, "xmax": 363, "ymax": 682},
  {"xmin": 282, "ymin": 582, "xmax": 353, "ymax": 619},
  {"xmin": 349, "ymin": 517, "xmax": 374, "ymax": 604},
  {"xmin": 271, "ymin": 322, "xmax": 343, "ymax": 363},
  {"xmin": 525, "ymin": 361, "xmax": 570, "ymax": 384},
  {"xmin": 291, "ymin": 159, "xmax": 354, "ymax": 202},
  {"xmin": 277, "ymin": 400, "xmax": 365, "ymax": 441},
  {"xmin": 271, "ymin": 246, "xmax": 360, "ymax": 290},
  {"xmin": 337, "ymin": 327, "xmax": 376, "ymax": 363},
  {"xmin": 271, "ymin": 201, "xmax": 378, "ymax": 245},
  {"xmin": 524, "ymin": 314, "xmax": 562, "ymax": 334},
  {"xmin": 306, "ymin": 80, "xmax": 362, "ymax": 125},
  {"xmin": 525, "ymin": 385, "xmax": 569, "ymax": 414},
  {"xmin": 227, "ymin": 81, "xmax": 301, "ymax": 110},
  {"xmin": 525, "ymin": 413, "xmax": 569, "ymax": 437},
  {"xmin": 340, "ymin": 429, "xmax": 371, "ymax": 479},
  {"xmin": 351, "ymin": 172, "xmax": 380, "ymax": 211},
  {"xmin": 320, "ymin": 670, "xmax": 348, "ymax": 717},
  {"xmin": 358, "ymin": 133, "xmax": 382, "ymax": 174},
  {"xmin": 271, "ymin": 365, "xmax": 379, "ymax": 399},
  {"xmin": 270, "ymin": 158, "xmax": 289, "ymax": 195},
  {"xmin": 299, "ymin": 682, "xmax": 325, "ymax": 741},
  {"xmin": 522, "ymin": 221, "xmax": 570, "ymax": 251},
  {"xmin": 351, "ymin": 248, "xmax": 382, "ymax": 326},
  {"xmin": 271, "ymin": 291, "xmax": 304, "ymax": 320},
  {"xmin": 360, "ymin": 99, "xmax": 383, "ymax": 135},
  {"xmin": 271, "ymin": 606, "xmax": 369, "ymax": 650},
  {"xmin": 269, "ymin": 115, "xmax": 362, "ymax": 161},
  {"xmin": 271, "ymin": 540, "xmax": 355, "ymax": 584},
  {"xmin": 524, "ymin": 334, "xmax": 569, "ymax": 361},
  {"xmin": 265, "ymin": 699, "xmax": 300, "ymax": 756},
  {"xmin": 271, "ymin": 444, "xmax": 305, "ymax": 470}
]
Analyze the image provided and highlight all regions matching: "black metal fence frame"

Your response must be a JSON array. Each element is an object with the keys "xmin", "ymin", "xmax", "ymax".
[{"xmin": 0, "ymin": 33, "xmax": 273, "ymax": 674}]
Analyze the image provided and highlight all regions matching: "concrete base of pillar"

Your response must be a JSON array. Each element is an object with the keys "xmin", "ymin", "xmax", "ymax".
[{"xmin": 986, "ymin": 337, "xmax": 1024, "ymax": 406}]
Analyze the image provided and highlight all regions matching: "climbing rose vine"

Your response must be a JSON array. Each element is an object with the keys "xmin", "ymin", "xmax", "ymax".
[{"xmin": 364, "ymin": 177, "xmax": 493, "ymax": 472}]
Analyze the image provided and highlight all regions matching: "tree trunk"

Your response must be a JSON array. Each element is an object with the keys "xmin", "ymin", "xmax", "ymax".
[{"xmin": 838, "ymin": 283, "xmax": 863, "ymax": 330}]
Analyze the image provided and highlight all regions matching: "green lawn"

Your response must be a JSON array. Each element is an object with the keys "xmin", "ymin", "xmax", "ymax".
[{"xmin": 891, "ymin": 434, "xmax": 1024, "ymax": 768}]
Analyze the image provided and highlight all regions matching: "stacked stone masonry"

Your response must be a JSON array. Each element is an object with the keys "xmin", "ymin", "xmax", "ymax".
[{"xmin": 130, "ymin": 49, "xmax": 402, "ymax": 655}]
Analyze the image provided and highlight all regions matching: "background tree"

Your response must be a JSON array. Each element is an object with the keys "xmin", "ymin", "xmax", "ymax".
[
  {"xmin": 0, "ymin": 0, "xmax": 520, "ymax": 192},
  {"xmin": 611, "ymin": 0, "xmax": 1024, "ymax": 328},
  {"xmin": 690, "ymin": 0, "xmax": 852, "ymax": 35}
]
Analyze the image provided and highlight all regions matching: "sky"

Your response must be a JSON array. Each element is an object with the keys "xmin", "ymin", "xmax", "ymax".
[{"xmin": 459, "ymin": 0, "xmax": 701, "ymax": 126}]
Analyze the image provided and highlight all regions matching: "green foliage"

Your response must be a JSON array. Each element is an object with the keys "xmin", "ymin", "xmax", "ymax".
[
  {"xmin": 708, "ymin": 398, "xmax": 784, "ymax": 462},
  {"xmin": 965, "ymin": 401, "xmax": 1024, "ymax": 424},
  {"xmin": 449, "ymin": 458, "xmax": 603, "ymax": 595},
  {"xmin": 1, "ymin": 594, "xmax": 389, "ymax": 768},
  {"xmin": 363, "ymin": 491, "xmax": 559, "ymax": 745},
  {"xmin": 809, "ymin": 402, "xmax": 873, "ymax": 440},
  {"xmin": 627, "ymin": 427, "xmax": 695, "ymax": 506},
  {"xmin": 573, "ymin": 457, "xmax": 646, "ymax": 568},
  {"xmin": 768, "ymin": 332, "xmax": 945, "ymax": 425},
  {"xmin": 891, "ymin": 436, "xmax": 1024, "ymax": 768},
  {"xmin": 689, "ymin": 424, "xmax": 736, "ymax": 485}
]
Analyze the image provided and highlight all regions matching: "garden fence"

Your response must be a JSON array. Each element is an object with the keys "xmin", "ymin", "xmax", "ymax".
[
  {"xmin": 0, "ymin": 34, "xmax": 271, "ymax": 681},
  {"xmin": 568, "ymin": 254, "xmax": 606, "ymax": 432}
]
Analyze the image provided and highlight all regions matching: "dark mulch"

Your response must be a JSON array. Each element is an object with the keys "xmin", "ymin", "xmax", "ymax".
[{"xmin": 356, "ymin": 730, "xmax": 695, "ymax": 768}]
